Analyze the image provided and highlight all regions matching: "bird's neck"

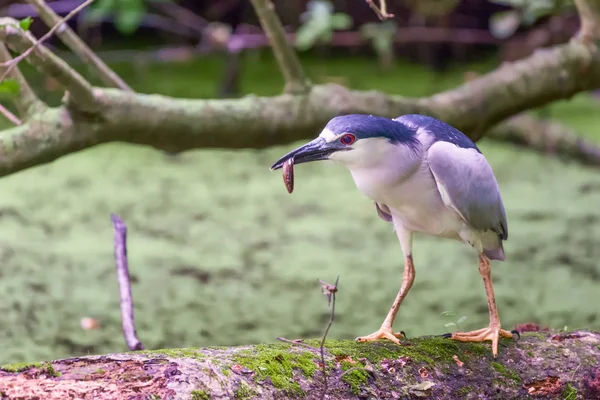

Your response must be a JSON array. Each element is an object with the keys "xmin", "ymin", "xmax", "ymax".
[{"xmin": 346, "ymin": 142, "xmax": 424, "ymax": 202}]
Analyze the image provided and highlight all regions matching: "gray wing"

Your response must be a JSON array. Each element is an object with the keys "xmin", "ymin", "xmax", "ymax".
[{"xmin": 427, "ymin": 141, "xmax": 508, "ymax": 240}]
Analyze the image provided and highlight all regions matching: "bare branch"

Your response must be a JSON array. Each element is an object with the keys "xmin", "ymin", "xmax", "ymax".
[
  {"xmin": 0, "ymin": 103, "xmax": 21, "ymax": 125},
  {"xmin": 26, "ymin": 0, "xmax": 133, "ymax": 92},
  {"xmin": 574, "ymin": 0, "xmax": 600, "ymax": 43},
  {"xmin": 249, "ymin": 0, "xmax": 310, "ymax": 94},
  {"xmin": 366, "ymin": 0, "xmax": 395, "ymax": 20},
  {"xmin": 0, "ymin": 42, "xmax": 45, "ymax": 117},
  {"xmin": 488, "ymin": 113, "xmax": 600, "ymax": 167},
  {"xmin": 111, "ymin": 213, "xmax": 144, "ymax": 351},
  {"xmin": 0, "ymin": 17, "xmax": 98, "ymax": 113},
  {"xmin": 148, "ymin": 0, "xmax": 208, "ymax": 35}
]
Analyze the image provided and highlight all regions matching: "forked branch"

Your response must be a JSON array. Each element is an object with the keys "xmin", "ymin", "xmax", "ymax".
[
  {"xmin": 0, "ymin": 17, "xmax": 98, "ymax": 113},
  {"xmin": 249, "ymin": 0, "xmax": 311, "ymax": 94}
]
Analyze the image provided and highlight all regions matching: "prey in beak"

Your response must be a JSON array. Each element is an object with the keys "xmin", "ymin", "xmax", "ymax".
[{"xmin": 270, "ymin": 137, "xmax": 349, "ymax": 171}]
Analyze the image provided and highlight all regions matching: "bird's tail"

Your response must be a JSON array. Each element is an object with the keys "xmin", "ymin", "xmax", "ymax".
[
  {"xmin": 481, "ymin": 232, "xmax": 506, "ymax": 261},
  {"xmin": 484, "ymin": 245, "xmax": 505, "ymax": 261}
]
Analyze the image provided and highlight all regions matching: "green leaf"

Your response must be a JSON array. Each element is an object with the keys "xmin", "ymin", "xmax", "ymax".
[
  {"xmin": 85, "ymin": 0, "xmax": 116, "ymax": 23},
  {"xmin": 295, "ymin": 24, "xmax": 322, "ymax": 50},
  {"xmin": 115, "ymin": 0, "xmax": 145, "ymax": 35},
  {"xmin": 330, "ymin": 13, "xmax": 352, "ymax": 30},
  {"xmin": 0, "ymin": 79, "xmax": 20, "ymax": 96},
  {"xmin": 19, "ymin": 17, "xmax": 33, "ymax": 31}
]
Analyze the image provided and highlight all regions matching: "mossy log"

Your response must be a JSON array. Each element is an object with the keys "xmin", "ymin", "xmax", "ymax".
[{"xmin": 1, "ymin": 331, "xmax": 599, "ymax": 399}]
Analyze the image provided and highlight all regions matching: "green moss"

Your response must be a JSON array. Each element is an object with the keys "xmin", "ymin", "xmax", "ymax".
[
  {"xmin": 0, "ymin": 361, "xmax": 60, "ymax": 376},
  {"xmin": 562, "ymin": 384, "xmax": 577, "ymax": 400},
  {"xmin": 142, "ymin": 348, "xmax": 205, "ymax": 360},
  {"xmin": 191, "ymin": 389, "xmax": 210, "ymax": 400},
  {"xmin": 235, "ymin": 381, "xmax": 258, "ymax": 399},
  {"xmin": 490, "ymin": 362, "xmax": 521, "ymax": 382},
  {"xmin": 311, "ymin": 337, "xmax": 494, "ymax": 367},
  {"xmin": 1, "ymin": 361, "xmax": 44, "ymax": 372},
  {"xmin": 340, "ymin": 361, "xmax": 369, "ymax": 394},
  {"xmin": 232, "ymin": 343, "xmax": 318, "ymax": 396},
  {"xmin": 527, "ymin": 351, "xmax": 534, "ymax": 357},
  {"xmin": 456, "ymin": 386, "xmax": 474, "ymax": 396},
  {"xmin": 521, "ymin": 332, "xmax": 547, "ymax": 340}
]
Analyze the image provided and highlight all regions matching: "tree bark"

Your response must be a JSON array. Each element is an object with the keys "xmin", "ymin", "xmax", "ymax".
[{"xmin": 0, "ymin": 331, "xmax": 598, "ymax": 399}]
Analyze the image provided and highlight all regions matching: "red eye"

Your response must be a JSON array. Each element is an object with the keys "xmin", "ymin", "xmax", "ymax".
[{"xmin": 340, "ymin": 134, "xmax": 355, "ymax": 145}]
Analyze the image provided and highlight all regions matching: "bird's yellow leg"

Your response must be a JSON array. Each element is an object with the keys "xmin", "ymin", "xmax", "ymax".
[
  {"xmin": 356, "ymin": 254, "xmax": 415, "ymax": 344},
  {"xmin": 447, "ymin": 254, "xmax": 514, "ymax": 357}
]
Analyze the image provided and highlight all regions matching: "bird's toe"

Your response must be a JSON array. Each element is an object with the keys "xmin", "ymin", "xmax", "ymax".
[{"xmin": 355, "ymin": 327, "xmax": 404, "ymax": 344}]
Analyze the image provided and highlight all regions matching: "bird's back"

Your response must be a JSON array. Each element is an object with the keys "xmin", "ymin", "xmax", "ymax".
[{"xmin": 394, "ymin": 114, "xmax": 481, "ymax": 153}]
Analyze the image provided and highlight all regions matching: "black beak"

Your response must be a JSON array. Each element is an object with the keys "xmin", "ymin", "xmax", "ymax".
[{"xmin": 270, "ymin": 137, "xmax": 344, "ymax": 170}]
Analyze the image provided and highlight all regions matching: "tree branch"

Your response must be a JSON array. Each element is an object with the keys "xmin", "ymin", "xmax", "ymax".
[
  {"xmin": 249, "ymin": 0, "xmax": 310, "ymax": 94},
  {"xmin": 0, "ymin": 331, "xmax": 599, "ymax": 399},
  {"xmin": 575, "ymin": 0, "xmax": 600, "ymax": 44},
  {"xmin": 0, "ymin": 29, "xmax": 598, "ymax": 177},
  {"xmin": 0, "ymin": 17, "xmax": 99, "ymax": 113},
  {"xmin": 26, "ymin": 0, "xmax": 132, "ymax": 92},
  {"xmin": 488, "ymin": 113, "xmax": 600, "ymax": 167},
  {"xmin": 0, "ymin": 42, "xmax": 45, "ymax": 117}
]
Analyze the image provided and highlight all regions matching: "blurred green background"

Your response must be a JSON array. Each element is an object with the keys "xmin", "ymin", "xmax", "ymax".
[{"xmin": 0, "ymin": 50, "xmax": 599, "ymax": 364}]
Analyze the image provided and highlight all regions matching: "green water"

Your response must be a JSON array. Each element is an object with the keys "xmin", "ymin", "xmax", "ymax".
[{"xmin": 0, "ymin": 53, "xmax": 599, "ymax": 363}]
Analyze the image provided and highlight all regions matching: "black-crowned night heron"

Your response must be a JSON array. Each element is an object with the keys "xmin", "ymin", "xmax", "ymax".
[{"xmin": 271, "ymin": 114, "xmax": 517, "ymax": 357}]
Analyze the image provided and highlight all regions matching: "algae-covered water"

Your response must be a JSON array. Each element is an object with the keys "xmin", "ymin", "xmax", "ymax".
[{"xmin": 0, "ymin": 53, "xmax": 599, "ymax": 363}]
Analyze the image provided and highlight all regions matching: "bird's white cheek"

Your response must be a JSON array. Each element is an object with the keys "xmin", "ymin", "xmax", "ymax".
[{"xmin": 328, "ymin": 150, "xmax": 354, "ymax": 166}]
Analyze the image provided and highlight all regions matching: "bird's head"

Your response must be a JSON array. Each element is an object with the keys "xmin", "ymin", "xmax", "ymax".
[{"xmin": 270, "ymin": 114, "xmax": 419, "ymax": 171}]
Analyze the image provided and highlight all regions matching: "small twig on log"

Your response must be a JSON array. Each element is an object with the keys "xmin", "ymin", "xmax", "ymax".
[
  {"xmin": 366, "ymin": 0, "xmax": 395, "ymax": 20},
  {"xmin": 318, "ymin": 276, "xmax": 339, "ymax": 400},
  {"xmin": 111, "ymin": 213, "xmax": 144, "ymax": 351},
  {"xmin": 249, "ymin": 0, "xmax": 310, "ymax": 94},
  {"xmin": 0, "ymin": 43, "xmax": 45, "ymax": 118},
  {"xmin": 26, "ymin": 0, "xmax": 133, "ymax": 91},
  {"xmin": 275, "ymin": 337, "xmax": 322, "ymax": 353},
  {"xmin": 0, "ymin": 103, "xmax": 21, "ymax": 125}
]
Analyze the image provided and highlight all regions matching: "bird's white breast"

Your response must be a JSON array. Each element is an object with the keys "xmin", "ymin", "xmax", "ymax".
[{"xmin": 340, "ymin": 133, "xmax": 466, "ymax": 239}]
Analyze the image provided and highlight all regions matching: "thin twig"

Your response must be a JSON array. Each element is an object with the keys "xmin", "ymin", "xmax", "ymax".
[
  {"xmin": 276, "ymin": 337, "xmax": 324, "ymax": 353},
  {"xmin": 111, "ymin": 213, "xmax": 144, "ymax": 351},
  {"xmin": 366, "ymin": 0, "xmax": 395, "ymax": 20},
  {"xmin": 26, "ymin": 0, "xmax": 133, "ymax": 91},
  {"xmin": 249, "ymin": 0, "xmax": 310, "ymax": 94},
  {"xmin": 0, "ymin": 0, "xmax": 93, "ymax": 76},
  {"xmin": 318, "ymin": 276, "xmax": 339, "ymax": 400},
  {"xmin": 148, "ymin": 0, "xmax": 208, "ymax": 35},
  {"xmin": 0, "ymin": 42, "xmax": 45, "ymax": 118},
  {"xmin": 0, "ymin": 104, "xmax": 22, "ymax": 125}
]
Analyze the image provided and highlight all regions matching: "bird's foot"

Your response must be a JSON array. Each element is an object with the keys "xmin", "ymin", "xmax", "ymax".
[
  {"xmin": 355, "ymin": 327, "xmax": 406, "ymax": 344},
  {"xmin": 442, "ymin": 326, "xmax": 519, "ymax": 357}
]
